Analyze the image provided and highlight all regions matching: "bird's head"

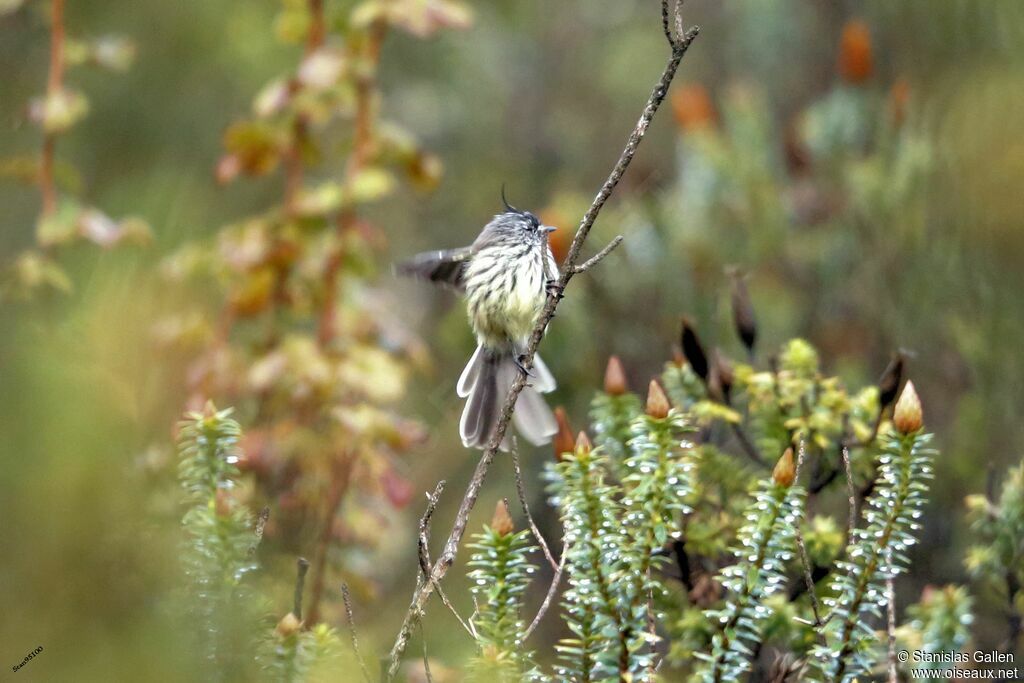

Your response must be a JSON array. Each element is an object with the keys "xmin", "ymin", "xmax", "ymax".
[{"xmin": 497, "ymin": 186, "xmax": 556, "ymax": 240}]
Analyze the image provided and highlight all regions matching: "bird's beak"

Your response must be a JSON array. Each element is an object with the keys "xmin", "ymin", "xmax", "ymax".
[{"xmin": 543, "ymin": 225, "xmax": 557, "ymax": 234}]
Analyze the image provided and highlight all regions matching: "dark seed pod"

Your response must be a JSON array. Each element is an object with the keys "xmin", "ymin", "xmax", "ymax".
[
  {"xmin": 714, "ymin": 350, "xmax": 734, "ymax": 406},
  {"xmin": 680, "ymin": 316, "xmax": 709, "ymax": 383},
  {"xmin": 728, "ymin": 268, "xmax": 757, "ymax": 355},
  {"xmin": 877, "ymin": 352, "xmax": 904, "ymax": 410}
]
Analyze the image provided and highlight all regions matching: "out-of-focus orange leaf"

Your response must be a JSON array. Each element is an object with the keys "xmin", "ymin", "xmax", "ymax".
[
  {"xmin": 538, "ymin": 207, "xmax": 571, "ymax": 263},
  {"xmin": 838, "ymin": 20, "xmax": 873, "ymax": 84},
  {"xmin": 222, "ymin": 120, "xmax": 282, "ymax": 176},
  {"xmin": 671, "ymin": 83, "xmax": 717, "ymax": 131}
]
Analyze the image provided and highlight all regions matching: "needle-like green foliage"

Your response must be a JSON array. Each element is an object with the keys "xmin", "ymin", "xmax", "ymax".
[
  {"xmin": 177, "ymin": 404, "xmax": 261, "ymax": 680},
  {"xmin": 466, "ymin": 506, "xmax": 542, "ymax": 682},
  {"xmin": 696, "ymin": 476, "xmax": 804, "ymax": 682},
  {"xmin": 812, "ymin": 429, "xmax": 935, "ymax": 681}
]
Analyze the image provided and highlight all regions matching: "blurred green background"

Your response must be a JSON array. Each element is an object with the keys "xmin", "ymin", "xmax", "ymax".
[{"xmin": 2, "ymin": 0, "xmax": 1024, "ymax": 680}]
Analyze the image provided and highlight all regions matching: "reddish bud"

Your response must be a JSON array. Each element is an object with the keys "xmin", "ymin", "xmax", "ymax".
[
  {"xmin": 575, "ymin": 431, "xmax": 592, "ymax": 455},
  {"xmin": 604, "ymin": 355, "xmax": 629, "ymax": 396},
  {"xmin": 491, "ymin": 500, "xmax": 515, "ymax": 536},
  {"xmin": 838, "ymin": 20, "xmax": 873, "ymax": 84},
  {"xmin": 275, "ymin": 612, "xmax": 302, "ymax": 638},
  {"xmin": 553, "ymin": 407, "xmax": 575, "ymax": 461},
  {"xmin": 645, "ymin": 380, "xmax": 671, "ymax": 419},
  {"xmin": 773, "ymin": 447, "xmax": 796, "ymax": 488},
  {"xmin": 893, "ymin": 380, "xmax": 923, "ymax": 434}
]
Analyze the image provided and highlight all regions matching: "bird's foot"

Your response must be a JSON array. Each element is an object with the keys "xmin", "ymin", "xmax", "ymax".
[
  {"xmin": 546, "ymin": 281, "xmax": 564, "ymax": 300},
  {"xmin": 514, "ymin": 354, "xmax": 534, "ymax": 378}
]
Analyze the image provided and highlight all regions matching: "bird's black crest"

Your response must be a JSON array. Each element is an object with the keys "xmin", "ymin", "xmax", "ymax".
[
  {"xmin": 500, "ymin": 185, "xmax": 540, "ymax": 228},
  {"xmin": 500, "ymin": 183, "xmax": 520, "ymax": 214}
]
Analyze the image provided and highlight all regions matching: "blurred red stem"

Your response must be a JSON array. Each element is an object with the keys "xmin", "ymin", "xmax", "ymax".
[
  {"xmin": 317, "ymin": 22, "xmax": 387, "ymax": 347},
  {"xmin": 305, "ymin": 453, "xmax": 354, "ymax": 626}
]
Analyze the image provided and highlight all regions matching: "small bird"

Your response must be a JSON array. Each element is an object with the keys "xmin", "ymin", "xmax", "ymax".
[{"xmin": 398, "ymin": 192, "xmax": 560, "ymax": 450}]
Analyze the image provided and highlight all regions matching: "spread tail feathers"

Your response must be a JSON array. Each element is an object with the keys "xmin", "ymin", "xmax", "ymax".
[{"xmin": 458, "ymin": 345, "xmax": 557, "ymax": 450}]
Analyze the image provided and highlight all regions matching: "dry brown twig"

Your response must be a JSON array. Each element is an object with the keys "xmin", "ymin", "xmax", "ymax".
[
  {"xmin": 792, "ymin": 441, "xmax": 826, "ymax": 632},
  {"xmin": 383, "ymin": 3, "xmax": 700, "ymax": 678},
  {"xmin": 510, "ymin": 438, "xmax": 559, "ymax": 571},
  {"xmin": 341, "ymin": 582, "xmax": 372, "ymax": 683}
]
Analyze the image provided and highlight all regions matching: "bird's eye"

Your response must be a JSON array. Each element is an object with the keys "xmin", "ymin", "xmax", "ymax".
[{"xmin": 524, "ymin": 212, "xmax": 541, "ymax": 230}]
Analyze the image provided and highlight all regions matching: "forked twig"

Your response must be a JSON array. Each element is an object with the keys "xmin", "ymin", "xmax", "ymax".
[
  {"xmin": 416, "ymin": 482, "xmax": 476, "ymax": 638},
  {"xmin": 572, "ymin": 235, "xmax": 625, "ymax": 274},
  {"xmin": 383, "ymin": 5, "xmax": 700, "ymax": 677}
]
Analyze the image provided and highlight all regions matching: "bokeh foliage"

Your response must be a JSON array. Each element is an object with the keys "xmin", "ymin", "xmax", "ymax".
[{"xmin": 2, "ymin": 0, "xmax": 1024, "ymax": 680}]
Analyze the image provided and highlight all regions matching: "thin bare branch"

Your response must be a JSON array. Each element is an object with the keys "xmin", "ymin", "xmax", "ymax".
[
  {"xmin": 572, "ymin": 235, "xmax": 625, "ymax": 274},
  {"xmin": 383, "ymin": 16, "xmax": 700, "ymax": 680},
  {"xmin": 341, "ymin": 583, "xmax": 372, "ymax": 683},
  {"xmin": 840, "ymin": 444, "xmax": 857, "ymax": 538},
  {"xmin": 524, "ymin": 541, "xmax": 567, "ymax": 641},
  {"xmin": 419, "ymin": 619, "xmax": 434, "ymax": 683},
  {"xmin": 418, "ymin": 482, "xmax": 446, "ymax": 577},
  {"xmin": 792, "ymin": 441, "xmax": 825, "ymax": 631},
  {"xmin": 293, "ymin": 557, "xmax": 310, "ymax": 620},
  {"xmin": 510, "ymin": 439, "xmax": 558, "ymax": 571},
  {"xmin": 415, "ymin": 482, "xmax": 476, "ymax": 638}
]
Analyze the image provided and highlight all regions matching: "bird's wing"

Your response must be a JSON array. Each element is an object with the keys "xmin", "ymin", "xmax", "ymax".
[{"xmin": 395, "ymin": 246, "xmax": 474, "ymax": 291}]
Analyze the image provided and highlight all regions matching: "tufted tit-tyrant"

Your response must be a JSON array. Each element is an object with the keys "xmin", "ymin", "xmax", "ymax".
[{"xmin": 398, "ymin": 192, "xmax": 559, "ymax": 450}]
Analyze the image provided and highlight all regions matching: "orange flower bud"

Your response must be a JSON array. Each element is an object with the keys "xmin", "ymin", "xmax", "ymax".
[
  {"xmin": 604, "ymin": 355, "xmax": 628, "ymax": 396},
  {"xmin": 773, "ymin": 447, "xmax": 796, "ymax": 488},
  {"xmin": 491, "ymin": 500, "xmax": 514, "ymax": 536},
  {"xmin": 671, "ymin": 83, "xmax": 717, "ymax": 131},
  {"xmin": 838, "ymin": 20, "xmax": 873, "ymax": 84},
  {"xmin": 893, "ymin": 380, "xmax": 923, "ymax": 434},
  {"xmin": 275, "ymin": 612, "xmax": 302, "ymax": 638},
  {"xmin": 575, "ymin": 431, "xmax": 592, "ymax": 455},
  {"xmin": 553, "ymin": 407, "xmax": 575, "ymax": 461},
  {"xmin": 645, "ymin": 380, "xmax": 671, "ymax": 419}
]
